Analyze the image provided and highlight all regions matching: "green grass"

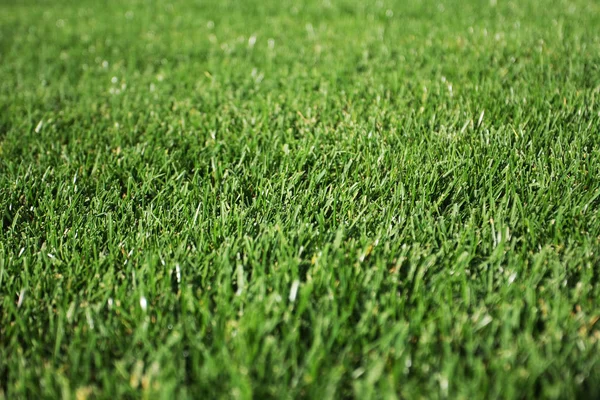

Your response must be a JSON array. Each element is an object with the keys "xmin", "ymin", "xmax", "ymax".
[{"xmin": 1, "ymin": 0, "xmax": 600, "ymax": 398}]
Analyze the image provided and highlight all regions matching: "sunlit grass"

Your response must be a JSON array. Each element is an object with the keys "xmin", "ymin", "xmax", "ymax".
[{"xmin": 1, "ymin": 0, "xmax": 600, "ymax": 398}]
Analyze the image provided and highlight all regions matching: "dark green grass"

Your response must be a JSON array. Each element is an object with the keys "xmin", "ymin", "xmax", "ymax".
[{"xmin": 1, "ymin": 0, "xmax": 600, "ymax": 398}]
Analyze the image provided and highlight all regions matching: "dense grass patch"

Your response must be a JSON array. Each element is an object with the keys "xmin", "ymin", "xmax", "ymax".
[{"xmin": 1, "ymin": 0, "xmax": 600, "ymax": 398}]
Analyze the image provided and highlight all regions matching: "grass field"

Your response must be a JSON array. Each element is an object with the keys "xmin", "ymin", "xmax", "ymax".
[{"xmin": 1, "ymin": 0, "xmax": 600, "ymax": 398}]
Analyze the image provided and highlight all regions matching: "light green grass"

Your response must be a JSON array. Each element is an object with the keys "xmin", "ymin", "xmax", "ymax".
[{"xmin": 1, "ymin": 0, "xmax": 600, "ymax": 398}]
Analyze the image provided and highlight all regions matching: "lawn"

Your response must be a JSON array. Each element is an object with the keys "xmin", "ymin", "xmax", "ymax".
[{"xmin": 1, "ymin": 0, "xmax": 600, "ymax": 398}]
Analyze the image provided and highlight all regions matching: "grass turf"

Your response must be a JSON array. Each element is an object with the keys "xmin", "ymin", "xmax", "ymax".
[{"xmin": 1, "ymin": 0, "xmax": 600, "ymax": 398}]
